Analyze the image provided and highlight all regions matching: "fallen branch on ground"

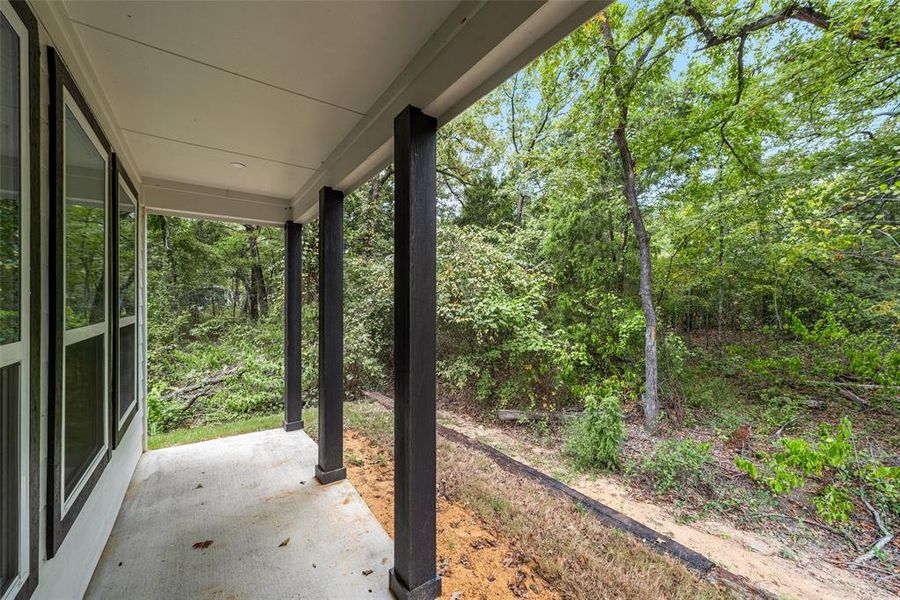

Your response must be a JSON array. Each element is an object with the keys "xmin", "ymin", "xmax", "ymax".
[
  {"xmin": 851, "ymin": 498, "xmax": 894, "ymax": 567},
  {"xmin": 163, "ymin": 365, "xmax": 243, "ymax": 411},
  {"xmin": 761, "ymin": 513, "xmax": 859, "ymax": 552},
  {"xmin": 497, "ymin": 408, "xmax": 583, "ymax": 423},
  {"xmin": 837, "ymin": 387, "xmax": 869, "ymax": 407},
  {"xmin": 805, "ymin": 380, "xmax": 889, "ymax": 391},
  {"xmin": 773, "ymin": 415, "xmax": 800, "ymax": 438}
]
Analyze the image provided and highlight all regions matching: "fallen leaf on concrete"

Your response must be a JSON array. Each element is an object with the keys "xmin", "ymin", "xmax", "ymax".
[
  {"xmin": 278, "ymin": 538, "xmax": 290, "ymax": 547},
  {"xmin": 192, "ymin": 540, "xmax": 213, "ymax": 549},
  {"xmin": 362, "ymin": 569, "xmax": 373, "ymax": 576}
]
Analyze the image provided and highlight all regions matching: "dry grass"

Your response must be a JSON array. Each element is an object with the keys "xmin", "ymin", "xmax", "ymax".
[
  {"xmin": 334, "ymin": 402, "xmax": 730, "ymax": 599},
  {"xmin": 436, "ymin": 437, "xmax": 732, "ymax": 600}
]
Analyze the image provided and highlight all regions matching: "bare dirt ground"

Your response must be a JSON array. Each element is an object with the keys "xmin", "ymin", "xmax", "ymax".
[
  {"xmin": 436, "ymin": 409, "xmax": 897, "ymax": 600},
  {"xmin": 344, "ymin": 430, "xmax": 560, "ymax": 599}
]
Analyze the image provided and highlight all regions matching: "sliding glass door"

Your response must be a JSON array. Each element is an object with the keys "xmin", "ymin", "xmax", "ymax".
[
  {"xmin": 0, "ymin": 1, "xmax": 30, "ymax": 596},
  {"xmin": 61, "ymin": 95, "xmax": 108, "ymax": 512}
]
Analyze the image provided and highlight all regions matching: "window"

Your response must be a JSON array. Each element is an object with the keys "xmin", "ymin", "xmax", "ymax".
[
  {"xmin": 115, "ymin": 175, "xmax": 137, "ymax": 439},
  {"xmin": 61, "ymin": 99, "xmax": 108, "ymax": 510},
  {"xmin": 0, "ymin": 1, "xmax": 32, "ymax": 596},
  {"xmin": 49, "ymin": 48, "xmax": 112, "ymax": 556}
]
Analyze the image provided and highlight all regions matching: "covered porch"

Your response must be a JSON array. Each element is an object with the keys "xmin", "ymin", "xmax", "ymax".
[
  {"xmin": 86, "ymin": 429, "xmax": 393, "ymax": 599},
  {"xmin": 4, "ymin": 2, "xmax": 608, "ymax": 599}
]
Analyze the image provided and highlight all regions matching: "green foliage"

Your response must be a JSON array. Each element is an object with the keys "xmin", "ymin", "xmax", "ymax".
[
  {"xmin": 814, "ymin": 485, "xmax": 854, "ymax": 524},
  {"xmin": 437, "ymin": 224, "xmax": 572, "ymax": 408},
  {"xmin": 736, "ymin": 417, "xmax": 855, "ymax": 498},
  {"xmin": 735, "ymin": 417, "xmax": 900, "ymax": 523},
  {"xmin": 863, "ymin": 465, "xmax": 900, "ymax": 516},
  {"xmin": 565, "ymin": 393, "xmax": 625, "ymax": 471},
  {"xmin": 636, "ymin": 439, "xmax": 713, "ymax": 495}
]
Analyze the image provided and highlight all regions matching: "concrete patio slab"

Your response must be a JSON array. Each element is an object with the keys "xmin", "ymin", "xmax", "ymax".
[{"xmin": 86, "ymin": 428, "xmax": 393, "ymax": 599}]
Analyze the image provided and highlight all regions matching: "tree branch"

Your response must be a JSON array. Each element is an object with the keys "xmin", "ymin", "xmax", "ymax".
[{"xmin": 682, "ymin": 1, "xmax": 897, "ymax": 50}]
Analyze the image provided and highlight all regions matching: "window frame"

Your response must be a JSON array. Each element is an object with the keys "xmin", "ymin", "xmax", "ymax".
[
  {"xmin": 112, "ymin": 160, "xmax": 138, "ymax": 447},
  {"xmin": 0, "ymin": 1, "xmax": 38, "ymax": 598},
  {"xmin": 47, "ymin": 47, "xmax": 113, "ymax": 559},
  {"xmin": 0, "ymin": 1, "xmax": 39, "ymax": 598}
]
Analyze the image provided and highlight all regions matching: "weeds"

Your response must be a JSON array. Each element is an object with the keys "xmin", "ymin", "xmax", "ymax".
[
  {"xmin": 633, "ymin": 439, "xmax": 713, "ymax": 496},
  {"xmin": 564, "ymin": 393, "xmax": 625, "ymax": 471}
]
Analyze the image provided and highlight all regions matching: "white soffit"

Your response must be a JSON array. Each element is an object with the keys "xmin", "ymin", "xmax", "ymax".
[
  {"xmin": 54, "ymin": 0, "xmax": 605, "ymax": 224},
  {"xmin": 61, "ymin": 0, "xmax": 457, "ymax": 211},
  {"xmin": 63, "ymin": 1, "xmax": 458, "ymax": 115}
]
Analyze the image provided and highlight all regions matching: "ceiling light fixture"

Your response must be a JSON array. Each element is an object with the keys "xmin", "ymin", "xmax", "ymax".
[{"xmin": 230, "ymin": 161, "xmax": 247, "ymax": 169}]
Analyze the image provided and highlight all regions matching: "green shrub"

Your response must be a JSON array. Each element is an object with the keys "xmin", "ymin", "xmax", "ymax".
[
  {"xmin": 735, "ymin": 417, "xmax": 900, "ymax": 523},
  {"xmin": 637, "ymin": 439, "xmax": 713, "ymax": 494},
  {"xmin": 814, "ymin": 485, "xmax": 853, "ymax": 524},
  {"xmin": 564, "ymin": 394, "xmax": 625, "ymax": 471},
  {"xmin": 736, "ymin": 417, "xmax": 854, "ymax": 495}
]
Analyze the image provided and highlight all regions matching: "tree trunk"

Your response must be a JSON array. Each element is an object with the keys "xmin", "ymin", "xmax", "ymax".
[
  {"xmin": 515, "ymin": 192, "xmax": 526, "ymax": 226},
  {"xmin": 242, "ymin": 273, "xmax": 258, "ymax": 322},
  {"xmin": 232, "ymin": 272, "xmax": 239, "ymax": 319},
  {"xmin": 243, "ymin": 225, "xmax": 269, "ymax": 321},
  {"xmin": 717, "ymin": 220, "xmax": 725, "ymax": 340},
  {"xmin": 602, "ymin": 20, "xmax": 659, "ymax": 429},
  {"xmin": 160, "ymin": 215, "xmax": 178, "ymax": 285}
]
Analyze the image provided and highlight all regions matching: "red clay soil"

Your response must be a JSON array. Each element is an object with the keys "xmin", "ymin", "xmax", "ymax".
[{"xmin": 344, "ymin": 430, "xmax": 560, "ymax": 599}]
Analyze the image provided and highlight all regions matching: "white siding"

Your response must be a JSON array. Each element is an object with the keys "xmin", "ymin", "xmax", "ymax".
[{"xmin": 32, "ymin": 13, "xmax": 145, "ymax": 600}]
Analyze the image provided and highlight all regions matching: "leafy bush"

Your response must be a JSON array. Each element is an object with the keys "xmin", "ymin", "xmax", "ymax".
[
  {"xmin": 814, "ymin": 485, "xmax": 853, "ymax": 524},
  {"xmin": 635, "ymin": 439, "xmax": 713, "ymax": 495},
  {"xmin": 565, "ymin": 393, "xmax": 625, "ymax": 471},
  {"xmin": 437, "ymin": 225, "xmax": 568, "ymax": 408},
  {"xmin": 735, "ymin": 417, "xmax": 900, "ymax": 524},
  {"xmin": 736, "ymin": 417, "xmax": 854, "ymax": 495}
]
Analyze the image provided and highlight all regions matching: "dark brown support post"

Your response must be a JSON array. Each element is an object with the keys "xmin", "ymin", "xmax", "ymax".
[
  {"xmin": 390, "ymin": 105, "xmax": 441, "ymax": 600},
  {"xmin": 315, "ymin": 187, "xmax": 346, "ymax": 484},
  {"xmin": 283, "ymin": 221, "xmax": 303, "ymax": 432}
]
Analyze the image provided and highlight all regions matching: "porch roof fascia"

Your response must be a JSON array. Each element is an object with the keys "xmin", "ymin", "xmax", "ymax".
[{"xmin": 142, "ymin": 178, "xmax": 290, "ymax": 226}]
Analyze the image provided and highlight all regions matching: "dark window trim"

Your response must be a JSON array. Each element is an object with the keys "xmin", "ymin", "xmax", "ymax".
[
  {"xmin": 47, "ymin": 47, "xmax": 112, "ymax": 560},
  {"xmin": 110, "ymin": 155, "xmax": 138, "ymax": 448},
  {"xmin": 6, "ymin": 1, "xmax": 41, "ymax": 597}
]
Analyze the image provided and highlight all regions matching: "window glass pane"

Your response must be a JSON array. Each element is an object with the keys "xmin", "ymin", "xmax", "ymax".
[
  {"xmin": 118, "ymin": 182, "xmax": 135, "ymax": 318},
  {"xmin": 64, "ymin": 335, "xmax": 104, "ymax": 499},
  {"xmin": 118, "ymin": 323, "xmax": 135, "ymax": 422},
  {"xmin": 64, "ymin": 106, "xmax": 105, "ymax": 330},
  {"xmin": 0, "ymin": 14, "xmax": 21, "ymax": 346},
  {"xmin": 0, "ymin": 363, "xmax": 20, "ymax": 596}
]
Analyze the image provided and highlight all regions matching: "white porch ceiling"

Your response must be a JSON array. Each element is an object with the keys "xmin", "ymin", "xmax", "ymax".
[{"xmin": 40, "ymin": 0, "xmax": 607, "ymax": 224}]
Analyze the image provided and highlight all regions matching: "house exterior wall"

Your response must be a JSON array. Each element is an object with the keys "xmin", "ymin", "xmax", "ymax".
[{"xmin": 27, "ymin": 10, "xmax": 147, "ymax": 600}]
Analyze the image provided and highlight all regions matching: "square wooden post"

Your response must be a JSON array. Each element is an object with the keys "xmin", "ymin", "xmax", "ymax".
[
  {"xmin": 283, "ymin": 221, "xmax": 303, "ymax": 432},
  {"xmin": 389, "ymin": 105, "xmax": 441, "ymax": 600},
  {"xmin": 315, "ymin": 186, "xmax": 346, "ymax": 484}
]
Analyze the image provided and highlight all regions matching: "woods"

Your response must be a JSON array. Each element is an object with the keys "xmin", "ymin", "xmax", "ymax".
[{"xmin": 147, "ymin": 0, "xmax": 898, "ymax": 590}]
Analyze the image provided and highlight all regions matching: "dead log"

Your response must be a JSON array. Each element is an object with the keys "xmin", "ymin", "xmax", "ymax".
[
  {"xmin": 837, "ymin": 388, "xmax": 869, "ymax": 407},
  {"xmin": 496, "ymin": 409, "xmax": 583, "ymax": 423},
  {"xmin": 162, "ymin": 366, "xmax": 242, "ymax": 408}
]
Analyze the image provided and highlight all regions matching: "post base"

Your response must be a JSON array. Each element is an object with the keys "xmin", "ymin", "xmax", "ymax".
[
  {"xmin": 389, "ymin": 569, "xmax": 441, "ymax": 600},
  {"xmin": 315, "ymin": 464, "xmax": 346, "ymax": 485},
  {"xmin": 283, "ymin": 419, "xmax": 304, "ymax": 432}
]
